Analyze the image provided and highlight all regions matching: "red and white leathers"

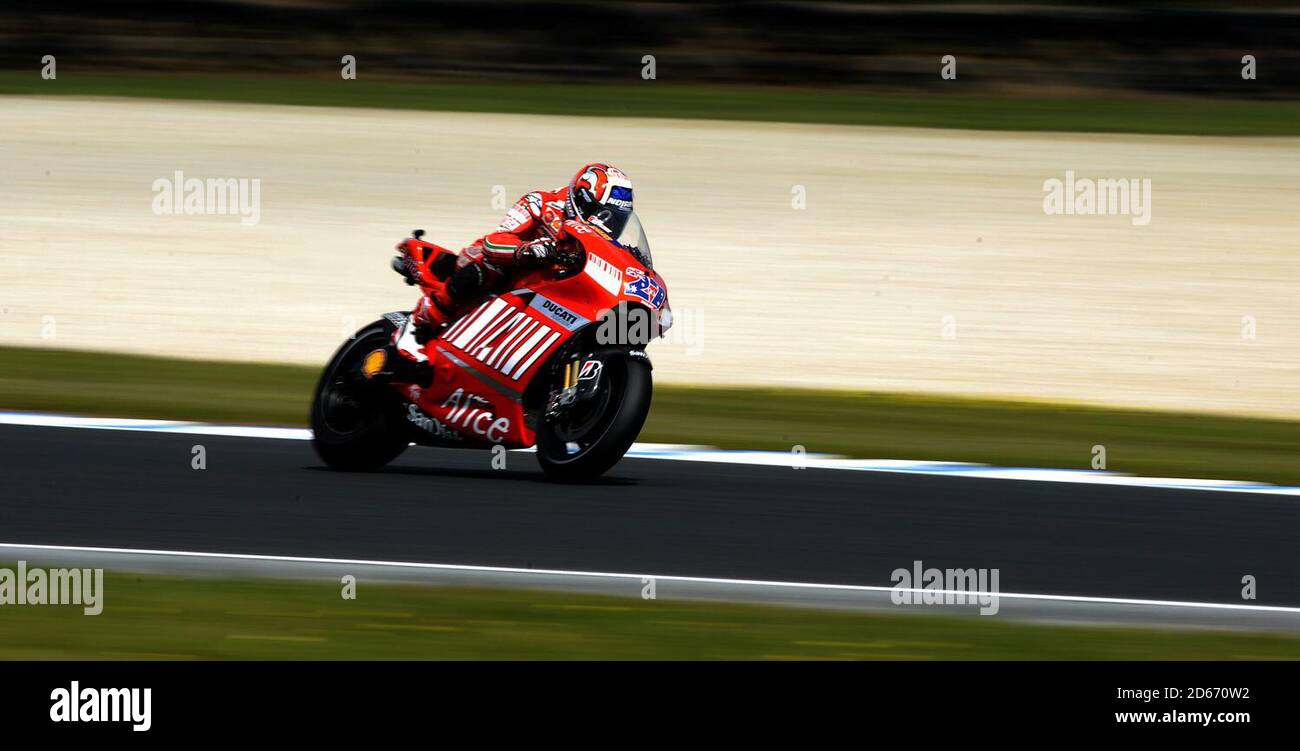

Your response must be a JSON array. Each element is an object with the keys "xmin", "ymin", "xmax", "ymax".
[
  {"xmin": 410, "ymin": 162, "xmax": 634, "ymax": 331},
  {"xmin": 481, "ymin": 187, "xmax": 571, "ymax": 265},
  {"xmin": 412, "ymin": 187, "xmax": 570, "ymax": 329}
]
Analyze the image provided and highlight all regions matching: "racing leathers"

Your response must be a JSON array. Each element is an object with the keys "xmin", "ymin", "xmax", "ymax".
[{"xmin": 411, "ymin": 187, "xmax": 570, "ymax": 331}]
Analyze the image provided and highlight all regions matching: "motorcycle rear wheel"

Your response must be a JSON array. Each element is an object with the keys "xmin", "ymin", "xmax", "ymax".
[
  {"xmin": 535, "ymin": 351, "xmax": 652, "ymax": 481},
  {"xmin": 310, "ymin": 321, "xmax": 409, "ymax": 471}
]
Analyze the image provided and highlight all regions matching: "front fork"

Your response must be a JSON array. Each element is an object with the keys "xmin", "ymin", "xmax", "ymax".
[{"xmin": 544, "ymin": 354, "xmax": 605, "ymax": 421}]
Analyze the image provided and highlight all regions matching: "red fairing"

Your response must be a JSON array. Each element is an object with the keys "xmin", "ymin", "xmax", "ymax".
[
  {"xmin": 389, "ymin": 218, "xmax": 665, "ymax": 450},
  {"xmin": 395, "ymin": 236, "xmax": 457, "ymax": 289}
]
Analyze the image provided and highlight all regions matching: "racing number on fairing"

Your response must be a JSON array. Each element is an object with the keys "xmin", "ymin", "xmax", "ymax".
[{"xmin": 624, "ymin": 274, "xmax": 665, "ymax": 308}]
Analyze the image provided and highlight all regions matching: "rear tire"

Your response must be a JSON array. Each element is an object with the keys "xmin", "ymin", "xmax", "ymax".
[
  {"xmin": 536, "ymin": 352, "xmax": 652, "ymax": 481},
  {"xmin": 310, "ymin": 321, "xmax": 409, "ymax": 471}
]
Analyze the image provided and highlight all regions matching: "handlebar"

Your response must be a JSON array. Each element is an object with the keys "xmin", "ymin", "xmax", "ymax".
[
  {"xmin": 391, "ymin": 255, "xmax": 418, "ymax": 285},
  {"xmin": 552, "ymin": 238, "xmax": 585, "ymax": 271}
]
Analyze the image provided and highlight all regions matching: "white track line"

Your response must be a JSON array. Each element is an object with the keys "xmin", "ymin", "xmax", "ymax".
[
  {"xmin": 2, "ymin": 410, "xmax": 1298, "ymax": 495},
  {"xmin": 3, "ymin": 542, "xmax": 1298, "ymax": 615}
]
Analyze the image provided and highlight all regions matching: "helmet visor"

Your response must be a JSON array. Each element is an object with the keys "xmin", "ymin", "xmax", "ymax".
[
  {"xmin": 589, "ymin": 205, "xmax": 632, "ymax": 238},
  {"xmin": 586, "ymin": 184, "xmax": 633, "ymax": 237}
]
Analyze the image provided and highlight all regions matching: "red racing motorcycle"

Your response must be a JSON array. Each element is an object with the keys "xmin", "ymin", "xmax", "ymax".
[{"xmin": 310, "ymin": 214, "xmax": 670, "ymax": 480}]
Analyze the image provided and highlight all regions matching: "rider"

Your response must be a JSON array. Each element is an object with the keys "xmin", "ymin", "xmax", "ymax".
[{"xmin": 408, "ymin": 162, "xmax": 635, "ymax": 334}]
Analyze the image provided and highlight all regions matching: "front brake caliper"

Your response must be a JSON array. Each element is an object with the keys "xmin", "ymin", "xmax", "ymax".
[
  {"xmin": 544, "ymin": 357, "xmax": 609, "ymax": 420},
  {"xmin": 544, "ymin": 359, "xmax": 581, "ymax": 420},
  {"xmin": 553, "ymin": 356, "xmax": 610, "ymax": 414}
]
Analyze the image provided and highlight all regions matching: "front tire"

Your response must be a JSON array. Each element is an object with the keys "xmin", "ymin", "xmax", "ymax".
[
  {"xmin": 310, "ymin": 321, "xmax": 409, "ymax": 471},
  {"xmin": 536, "ymin": 352, "xmax": 652, "ymax": 481}
]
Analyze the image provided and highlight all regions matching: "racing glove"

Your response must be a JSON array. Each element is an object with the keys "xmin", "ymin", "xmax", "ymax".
[{"xmin": 514, "ymin": 237, "xmax": 556, "ymax": 265}]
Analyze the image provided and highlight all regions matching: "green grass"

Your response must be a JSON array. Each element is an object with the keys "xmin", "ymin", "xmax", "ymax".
[
  {"xmin": 650, "ymin": 386, "xmax": 1300, "ymax": 486},
  {"xmin": 1, "ymin": 571, "xmax": 1296, "ymax": 660},
  {"xmin": 4, "ymin": 72, "xmax": 1300, "ymax": 135},
  {"xmin": 0, "ymin": 346, "xmax": 314, "ymax": 427},
  {"xmin": 3, "ymin": 345, "xmax": 1299, "ymax": 485}
]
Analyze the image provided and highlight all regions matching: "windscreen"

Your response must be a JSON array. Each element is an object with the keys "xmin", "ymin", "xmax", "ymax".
[{"xmin": 613, "ymin": 211, "xmax": 652, "ymax": 269}]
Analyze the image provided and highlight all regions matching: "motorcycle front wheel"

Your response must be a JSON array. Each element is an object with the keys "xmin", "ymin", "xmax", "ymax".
[
  {"xmin": 310, "ymin": 321, "xmax": 409, "ymax": 471},
  {"xmin": 535, "ymin": 351, "xmax": 652, "ymax": 481}
]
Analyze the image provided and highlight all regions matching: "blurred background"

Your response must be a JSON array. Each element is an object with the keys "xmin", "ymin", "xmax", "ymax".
[
  {"xmin": 3, "ymin": 0, "xmax": 1300, "ymax": 96},
  {"xmin": 3, "ymin": 0, "xmax": 1300, "ymax": 662},
  {"xmin": 1, "ymin": 1, "xmax": 1298, "ymax": 432}
]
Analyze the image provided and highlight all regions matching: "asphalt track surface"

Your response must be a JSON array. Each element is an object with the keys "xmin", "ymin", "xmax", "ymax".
[{"xmin": 2, "ymin": 423, "xmax": 1297, "ymax": 611}]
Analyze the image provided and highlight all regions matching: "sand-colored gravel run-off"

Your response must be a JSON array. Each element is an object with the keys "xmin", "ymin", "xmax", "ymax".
[{"xmin": 1, "ymin": 97, "xmax": 1297, "ymax": 418}]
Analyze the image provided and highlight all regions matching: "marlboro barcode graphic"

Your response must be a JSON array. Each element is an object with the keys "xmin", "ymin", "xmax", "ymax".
[{"xmin": 442, "ymin": 298, "xmax": 562, "ymax": 380}]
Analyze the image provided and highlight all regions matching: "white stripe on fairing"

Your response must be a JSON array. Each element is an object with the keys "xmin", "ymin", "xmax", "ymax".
[
  {"xmin": 440, "ymin": 315, "xmax": 466, "ymax": 342},
  {"xmin": 482, "ymin": 312, "xmax": 528, "ymax": 363},
  {"xmin": 440, "ymin": 301, "xmax": 482, "ymax": 342},
  {"xmin": 502, "ymin": 323, "xmax": 551, "ymax": 375},
  {"xmin": 470, "ymin": 305, "xmax": 519, "ymax": 351},
  {"xmin": 451, "ymin": 298, "xmax": 508, "ymax": 350},
  {"xmin": 511, "ymin": 330, "xmax": 560, "ymax": 379},
  {"xmin": 1, "ymin": 411, "xmax": 1298, "ymax": 496},
  {"xmin": 484, "ymin": 316, "xmax": 526, "ymax": 367},
  {"xmin": 471, "ymin": 310, "xmax": 522, "ymax": 361},
  {"xmin": 490, "ymin": 318, "xmax": 536, "ymax": 369},
  {"xmin": 446, "ymin": 299, "xmax": 493, "ymax": 348},
  {"xmin": 2, "ymin": 541, "xmax": 1298, "ymax": 615}
]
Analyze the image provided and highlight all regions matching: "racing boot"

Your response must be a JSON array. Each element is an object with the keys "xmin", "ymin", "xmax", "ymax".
[{"xmin": 412, "ymin": 291, "xmax": 455, "ymax": 343}]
